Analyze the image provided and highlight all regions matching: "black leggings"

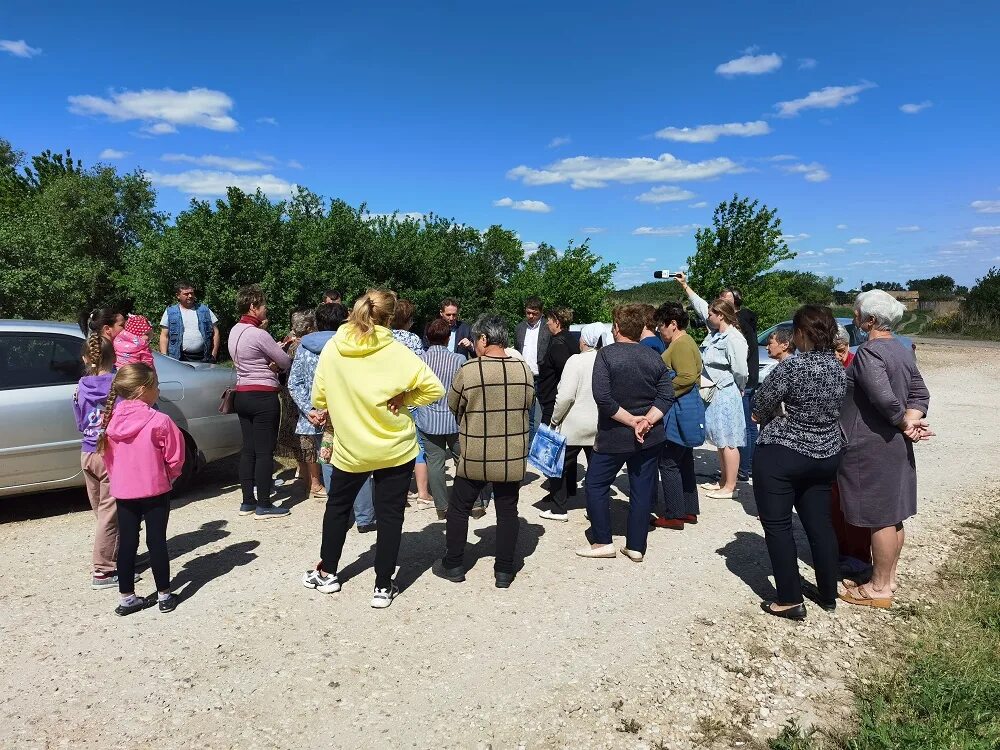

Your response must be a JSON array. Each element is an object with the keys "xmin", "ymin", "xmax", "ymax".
[
  {"xmin": 752, "ymin": 443, "xmax": 842, "ymax": 605},
  {"xmin": 445, "ymin": 477, "xmax": 521, "ymax": 574},
  {"xmin": 116, "ymin": 495, "xmax": 171, "ymax": 594},
  {"xmin": 659, "ymin": 441, "xmax": 699, "ymax": 519},
  {"xmin": 320, "ymin": 460, "xmax": 414, "ymax": 590},
  {"xmin": 234, "ymin": 391, "xmax": 280, "ymax": 507}
]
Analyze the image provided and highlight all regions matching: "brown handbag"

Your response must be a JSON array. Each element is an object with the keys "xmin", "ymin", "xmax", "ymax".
[{"xmin": 218, "ymin": 328, "xmax": 247, "ymax": 414}]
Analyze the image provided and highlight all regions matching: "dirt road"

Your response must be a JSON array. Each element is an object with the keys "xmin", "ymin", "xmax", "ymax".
[{"xmin": 1, "ymin": 342, "xmax": 996, "ymax": 749}]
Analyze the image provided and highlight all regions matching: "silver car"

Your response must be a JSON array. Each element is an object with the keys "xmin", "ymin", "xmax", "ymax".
[{"xmin": 0, "ymin": 320, "xmax": 242, "ymax": 498}]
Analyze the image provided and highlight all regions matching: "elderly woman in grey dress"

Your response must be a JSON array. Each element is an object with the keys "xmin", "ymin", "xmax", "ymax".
[{"xmin": 838, "ymin": 289, "xmax": 932, "ymax": 609}]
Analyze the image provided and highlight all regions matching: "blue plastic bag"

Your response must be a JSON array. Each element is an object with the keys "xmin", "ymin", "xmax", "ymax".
[{"xmin": 528, "ymin": 424, "xmax": 567, "ymax": 478}]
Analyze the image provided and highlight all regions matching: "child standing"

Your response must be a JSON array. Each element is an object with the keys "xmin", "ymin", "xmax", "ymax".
[
  {"xmin": 98, "ymin": 364, "xmax": 186, "ymax": 616},
  {"xmin": 74, "ymin": 334, "xmax": 124, "ymax": 589},
  {"xmin": 114, "ymin": 314, "xmax": 156, "ymax": 370}
]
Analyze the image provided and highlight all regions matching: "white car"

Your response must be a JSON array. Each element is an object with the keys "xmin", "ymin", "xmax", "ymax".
[{"xmin": 0, "ymin": 320, "xmax": 243, "ymax": 498}]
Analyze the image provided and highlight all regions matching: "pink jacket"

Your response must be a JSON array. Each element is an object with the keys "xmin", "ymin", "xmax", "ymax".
[
  {"xmin": 114, "ymin": 332, "xmax": 156, "ymax": 370},
  {"xmin": 103, "ymin": 400, "xmax": 186, "ymax": 500}
]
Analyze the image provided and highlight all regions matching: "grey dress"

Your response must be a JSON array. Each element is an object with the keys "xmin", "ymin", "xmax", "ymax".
[{"xmin": 838, "ymin": 338, "xmax": 930, "ymax": 528}]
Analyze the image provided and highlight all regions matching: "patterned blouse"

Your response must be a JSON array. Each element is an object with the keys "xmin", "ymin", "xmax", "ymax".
[
  {"xmin": 392, "ymin": 329, "xmax": 424, "ymax": 355},
  {"xmin": 753, "ymin": 350, "xmax": 846, "ymax": 459}
]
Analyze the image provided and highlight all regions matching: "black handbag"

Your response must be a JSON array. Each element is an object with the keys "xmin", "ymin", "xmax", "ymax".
[{"xmin": 218, "ymin": 329, "xmax": 246, "ymax": 414}]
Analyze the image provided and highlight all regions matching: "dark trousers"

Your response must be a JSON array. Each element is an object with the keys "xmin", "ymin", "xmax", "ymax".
[
  {"xmin": 234, "ymin": 391, "xmax": 280, "ymax": 507},
  {"xmin": 585, "ymin": 445, "xmax": 660, "ymax": 554},
  {"xmin": 738, "ymin": 388, "xmax": 757, "ymax": 479},
  {"xmin": 116, "ymin": 494, "xmax": 171, "ymax": 594},
  {"xmin": 659, "ymin": 441, "xmax": 699, "ymax": 519},
  {"xmin": 545, "ymin": 445, "xmax": 592, "ymax": 512},
  {"xmin": 444, "ymin": 476, "xmax": 521, "ymax": 574},
  {"xmin": 320, "ymin": 460, "xmax": 414, "ymax": 589},
  {"xmin": 752, "ymin": 443, "xmax": 842, "ymax": 605}
]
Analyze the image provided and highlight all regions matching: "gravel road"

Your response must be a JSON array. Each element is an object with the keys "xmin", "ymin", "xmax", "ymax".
[{"xmin": 1, "ymin": 340, "xmax": 997, "ymax": 750}]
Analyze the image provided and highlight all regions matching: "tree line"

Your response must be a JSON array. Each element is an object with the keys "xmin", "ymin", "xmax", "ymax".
[{"xmin": 0, "ymin": 138, "xmax": 615, "ymax": 338}]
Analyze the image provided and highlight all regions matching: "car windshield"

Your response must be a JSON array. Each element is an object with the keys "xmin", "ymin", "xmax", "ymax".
[{"xmin": 757, "ymin": 320, "xmax": 860, "ymax": 347}]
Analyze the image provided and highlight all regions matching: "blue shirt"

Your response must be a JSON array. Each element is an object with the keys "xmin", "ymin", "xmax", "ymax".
[
  {"xmin": 414, "ymin": 346, "xmax": 465, "ymax": 434},
  {"xmin": 640, "ymin": 335, "xmax": 666, "ymax": 355}
]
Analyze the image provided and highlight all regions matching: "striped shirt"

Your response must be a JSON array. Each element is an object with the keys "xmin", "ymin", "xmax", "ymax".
[{"xmin": 414, "ymin": 345, "xmax": 465, "ymax": 434}]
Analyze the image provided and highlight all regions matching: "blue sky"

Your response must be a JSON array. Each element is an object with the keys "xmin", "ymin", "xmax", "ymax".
[{"xmin": 3, "ymin": 1, "xmax": 999, "ymax": 290}]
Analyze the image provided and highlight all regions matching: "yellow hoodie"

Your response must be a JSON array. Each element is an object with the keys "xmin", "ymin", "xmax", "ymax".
[{"xmin": 312, "ymin": 324, "xmax": 445, "ymax": 473}]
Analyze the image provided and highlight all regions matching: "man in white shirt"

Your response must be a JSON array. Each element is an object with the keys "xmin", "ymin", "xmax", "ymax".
[
  {"xmin": 159, "ymin": 281, "xmax": 221, "ymax": 362},
  {"xmin": 514, "ymin": 297, "xmax": 551, "ymax": 442}
]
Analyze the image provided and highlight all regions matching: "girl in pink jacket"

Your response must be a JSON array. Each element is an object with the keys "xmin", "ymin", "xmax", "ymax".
[{"xmin": 99, "ymin": 363, "xmax": 185, "ymax": 616}]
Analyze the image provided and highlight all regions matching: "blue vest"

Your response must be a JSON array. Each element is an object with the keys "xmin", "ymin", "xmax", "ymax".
[{"xmin": 166, "ymin": 304, "xmax": 214, "ymax": 361}]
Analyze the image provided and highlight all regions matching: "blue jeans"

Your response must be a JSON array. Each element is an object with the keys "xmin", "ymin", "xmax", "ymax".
[
  {"xmin": 738, "ymin": 388, "xmax": 758, "ymax": 479},
  {"xmin": 584, "ymin": 445, "xmax": 661, "ymax": 554},
  {"xmin": 320, "ymin": 463, "xmax": 375, "ymax": 526},
  {"xmin": 528, "ymin": 376, "xmax": 540, "ymax": 445}
]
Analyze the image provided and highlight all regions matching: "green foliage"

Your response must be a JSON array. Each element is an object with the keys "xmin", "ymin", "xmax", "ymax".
[
  {"xmin": 0, "ymin": 138, "xmax": 165, "ymax": 321},
  {"xmin": 744, "ymin": 271, "xmax": 842, "ymax": 328},
  {"xmin": 2, "ymin": 137, "xmax": 614, "ymax": 340},
  {"xmin": 686, "ymin": 194, "xmax": 794, "ymax": 301},
  {"xmin": 608, "ymin": 280, "xmax": 685, "ymax": 307},
  {"xmin": 907, "ymin": 274, "xmax": 959, "ymax": 300},
  {"xmin": 964, "ymin": 266, "xmax": 1000, "ymax": 318},
  {"xmin": 860, "ymin": 280, "xmax": 905, "ymax": 292}
]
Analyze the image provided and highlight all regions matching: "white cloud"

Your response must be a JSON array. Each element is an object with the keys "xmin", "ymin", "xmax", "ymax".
[
  {"xmin": 68, "ymin": 87, "xmax": 239, "ymax": 134},
  {"xmin": 774, "ymin": 81, "xmax": 876, "ymax": 117},
  {"xmin": 522, "ymin": 241, "xmax": 540, "ymax": 256},
  {"xmin": 715, "ymin": 53, "xmax": 782, "ymax": 76},
  {"xmin": 636, "ymin": 185, "xmax": 697, "ymax": 204},
  {"xmin": 779, "ymin": 162, "xmax": 830, "ymax": 182},
  {"xmin": 781, "ymin": 233, "xmax": 811, "ymax": 243},
  {"xmin": 507, "ymin": 153, "xmax": 744, "ymax": 189},
  {"xmin": 836, "ymin": 223, "xmax": 848, "ymax": 229},
  {"xmin": 547, "ymin": 136, "xmax": 571, "ymax": 148},
  {"xmin": 643, "ymin": 257, "xmax": 657, "ymax": 264},
  {"xmin": 798, "ymin": 57, "xmax": 817, "ymax": 70},
  {"xmin": 256, "ymin": 117, "xmax": 279, "ymax": 126},
  {"xmin": 493, "ymin": 197, "xmax": 553, "ymax": 213},
  {"xmin": 147, "ymin": 170, "xmax": 295, "ymax": 197},
  {"xmin": 849, "ymin": 259, "xmax": 892, "ymax": 266},
  {"xmin": 689, "ymin": 201, "xmax": 708, "ymax": 208},
  {"xmin": 632, "ymin": 224, "xmax": 699, "ymax": 237},
  {"xmin": 654, "ymin": 120, "xmax": 771, "ymax": 143},
  {"xmin": 848, "ymin": 237, "xmax": 871, "ymax": 245},
  {"xmin": 0, "ymin": 39, "xmax": 41, "ymax": 58},
  {"xmin": 822, "ymin": 247, "xmax": 845, "ymax": 254},
  {"xmin": 581, "ymin": 227, "xmax": 606, "ymax": 234},
  {"xmin": 162, "ymin": 153, "xmax": 270, "ymax": 171},
  {"xmin": 98, "ymin": 148, "xmax": 128, "ymax": 160},
  {"xmin": 287, "ymin": 159, "xmax": 303, "ymax": 169},
  {"xmin": 766, "ymin": 154, "xmax": 798, "ymax": 162},
  {"xmin": 899, "ymin": 101, "xmax": 933, "ymax": 114},
  {"xmin": 972, "ymin": 226, "xmax": 1000, "ymax": 236},
  {"xmin": 952, "ymin": 240, "xmax": 980, "ymax": 248},
  {"xmin": 896, "ymin": 225, "xmax": 922, "ymax": 232},
  {"xmin": 972, "ymin": 200, "xmax": 1000, "ymax": 214}
]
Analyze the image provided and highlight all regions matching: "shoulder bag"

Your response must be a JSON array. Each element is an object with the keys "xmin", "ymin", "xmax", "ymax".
[{"xmin": 218, "ymin": 327, "xmax": 248, "ymax": 414}]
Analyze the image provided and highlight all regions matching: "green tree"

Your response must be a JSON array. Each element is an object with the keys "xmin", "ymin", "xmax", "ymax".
[
  {"xmin": 964, "ymin": 266, "xmax": 1000, "ymax": 318},
  {"xmin": 0, "ymin": 139, "xmax": 164, "ymax": 320},
  {"xmin": 861, "ymin": 280, "xmax": 905, "ymax": 292},
  {"xmin": 686, "ymin": 194, "xmax": 794, "ymax": 303},
  {"xmin": 907, "ymin": 274, "xmax": 957, "ymax": 300}
]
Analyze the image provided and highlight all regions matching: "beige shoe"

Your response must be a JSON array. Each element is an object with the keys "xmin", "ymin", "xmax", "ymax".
[
  {"xmin": 620, "ymin": 547, "xmax": 644, "ymax": 563},
  {"xmin": 575, "ymin": 544, "xmax": 617, "ymax": 558}
]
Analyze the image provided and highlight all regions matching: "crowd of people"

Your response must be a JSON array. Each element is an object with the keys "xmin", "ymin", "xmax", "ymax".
[{"xmin": 73, "ymin": 277, "xmax": 932, "ymax": 617}]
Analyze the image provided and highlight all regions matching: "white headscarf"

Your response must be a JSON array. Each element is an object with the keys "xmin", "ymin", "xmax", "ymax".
[{"xmin": 580, "ymin": 323, "xmax": 606, "ymax": 348}]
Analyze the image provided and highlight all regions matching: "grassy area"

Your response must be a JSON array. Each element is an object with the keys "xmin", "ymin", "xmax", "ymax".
[{"xmin": 762, "ymin": 515, "xmax": 1000, "ymax": 750}]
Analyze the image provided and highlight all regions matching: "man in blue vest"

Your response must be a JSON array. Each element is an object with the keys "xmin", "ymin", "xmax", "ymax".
[{"xmin": 158, "ymin": 281, "xmax": 220, "ymax": 362}]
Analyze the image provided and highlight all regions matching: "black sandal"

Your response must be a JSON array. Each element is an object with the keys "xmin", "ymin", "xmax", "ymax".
[
  {"xmin": 115, "ymin": 595, "xmax": 151, "ymax": 617},
  {"xmin": 158, "ymin": 594, "xmax": 179, "ymax": 613},
  {"xmin": 760, "ymin": 601, "xmax": 807, "ymax": 621}
]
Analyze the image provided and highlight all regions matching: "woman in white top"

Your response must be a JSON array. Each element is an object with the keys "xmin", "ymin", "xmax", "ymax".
[
  {"xmin": 696, "ymin": 298, "xmax": 749, "ymax": 499},
  {"xmin": 538, "ymin": 323, "xmax": 605, "ymax": 521}
]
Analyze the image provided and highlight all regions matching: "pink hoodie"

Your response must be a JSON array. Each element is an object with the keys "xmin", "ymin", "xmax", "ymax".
[{"xmin": 103, "ymin": 400, "xmax": 186, "ymax": 500}]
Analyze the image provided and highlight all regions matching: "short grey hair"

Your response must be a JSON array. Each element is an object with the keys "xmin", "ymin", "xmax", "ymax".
[
  {"xmin": 471, "ymin": 313, "xmax": 509, "ymax": 348},
  {"xmin": 291, "ymin": 309, "xmax": 316, "ymax": 337},
  {"xmin": 834, "ymin": 324, "xmax": 851, "ymax": 347},
  {"xmin": 854, "ymin": 289, "xmax": 905, "ymax": 331}
]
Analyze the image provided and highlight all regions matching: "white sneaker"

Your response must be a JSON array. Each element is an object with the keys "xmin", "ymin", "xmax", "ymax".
[
  {"xmin": 302, "ymin": 569, "xmax": 341, "ymax": 593},
  {"xmin": 539, "ymin": 509, "xmax": 569, "ymax": 522},
  {"xmin": 575, "ymin": 544, "xmax": 617, "ymax": 558},
  {"xmin": 370, "ymin": 583, "xmax": 399, "ymax": 609}
]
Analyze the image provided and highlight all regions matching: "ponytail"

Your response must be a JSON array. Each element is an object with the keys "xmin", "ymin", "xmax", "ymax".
[
  {"xmin": 80, "ymin": 307, "xmax": 123, "ymax": 338},
  {"xmin": 95, "ymin": 384, "xmax": 119, "ymax": 455},
  {"xmin": 347, "ymin": 289, "xmax": 397, "ymax": 340},
  {"xmin": 81, "ymin": 334, "xmax": 114, "ymax": 375}
]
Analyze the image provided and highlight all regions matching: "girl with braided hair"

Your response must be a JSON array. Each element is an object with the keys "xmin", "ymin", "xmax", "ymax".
[
  {"xmin": 98, "ymin": 364, "xmax": 186, "ymax": 616},
  {"xmin": 74, "ymin": 333, "xmax": 122, "ymax": 589}
]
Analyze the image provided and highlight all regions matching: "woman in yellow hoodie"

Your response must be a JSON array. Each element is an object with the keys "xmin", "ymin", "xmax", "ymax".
[{"xmin": 303, "ymin": 289, "xmax": 444, "ymax": 609}]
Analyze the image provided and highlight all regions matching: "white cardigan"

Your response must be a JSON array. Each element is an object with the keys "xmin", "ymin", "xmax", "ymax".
[{"xmin": 550, "ymin": 349, "xmax": 598, "ymax": 447}]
